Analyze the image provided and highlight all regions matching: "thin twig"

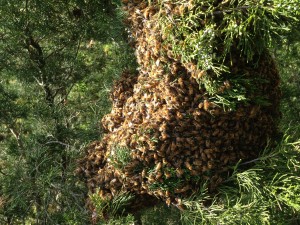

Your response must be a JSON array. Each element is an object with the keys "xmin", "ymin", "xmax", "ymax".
[
  {"xmin": 240, "ymin": 153, "xmax": 278, "ymax": 165},
  {"xmin": 45, "ymin": 141, "xmax": 70, "ymax": 147}
]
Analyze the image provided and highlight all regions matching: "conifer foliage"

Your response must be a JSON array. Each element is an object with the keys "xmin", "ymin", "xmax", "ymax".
[{"xmin": 0, "ymin": 0, "xmax": 135, "ymax": 223}]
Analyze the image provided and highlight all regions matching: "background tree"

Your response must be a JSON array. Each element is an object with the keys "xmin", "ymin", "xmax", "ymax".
[{"xmin": 0, "ymin": 0, "xmax": 136, "ymax": 224}]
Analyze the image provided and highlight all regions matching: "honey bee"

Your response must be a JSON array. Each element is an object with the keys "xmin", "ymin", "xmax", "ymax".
[
  {"xmin": 166, "ymin": 197, "xmax": 171, "ymax": 206},
  {"xmin": 173, "ymin": 198, "xmax": 185, "ymax": 211},
  {"xmin": 170, "ymin": 141, "xmax": 177, "ymax": 151},
  {"xmin": 142, "ymin": 7, "xmax": 151, "ymax": 18},
  {"xmin": 203, "ymin": 100, "xmax": 210, "ymax": 111},
  {"xmin": 223, "ymin": 156, "xmax": 229, "ymax": 164},
  {"xmin": 179, "ymin": 4, "xmax": 186, "ymax": 15},
  {"xmin": 176, "ymin": 111, "xmax": 183, "ymax": 119},
  {"xmin": 201, "ymin": 152, "xmax": 207, "ymax": 161},
  {"xmin": 174, "ymin": 185, "xmax": 190, "ymax": 194},
  {"xmin": 167, "ymin": 50, "xmax": 174, "ymax": 59},
  {"xmin": 202, "ymin": 165, "xmax": 209, "ymax": 172},
  {"xmin": 188, "ymin": 86, "xmax": 194, "ymax": 96},
  {"xmin": 198, "ymin": 102, "xmax": 204, "ymax": 109},
  {"xmin": 249, "ymin": 105, "xmax": 260, "ymax": 118},
  {"xmin": 193, "ymin": 159, "xmax": 202, "ymax": 166},
  {"xmin": 177, "ymin": 77, "xmax": 184, "ymax": 88},
  {"xmin": 87, "ymin": 180, "xmax": 96, "ymax": 190},
  {"xmin": 160, "ymin": 131, "xmax": 170, "ymax": 141},
  {"xmin": 159, "ymin": 122, "xmax": 167, "ymax": 132},
  {"xmin": 176, "ymin": 168, "xmax": 184, "ymax": 177},
  {"xmin": 164, "ymin": 170, "xmax": 172, "ymax": 179},
  {"xmin": 153, "ymin": 46, "xmax": 160, "ymax": 57},
  {"xmin": 184, "ymin": 161, "xmax": 193, "ymax": 171},
  {"xmin": 205, "ymin": 140, "xmax": 211, "ymax": 148},
  {"xmin": 207, "ymin": 161, "xmax": 214, "ymax": 169},
  {"xmin": 147, "ymin": 174, "xmax": 156, "ymax": 183},
  {"xmin": 156, "ymin": 171, "xmax": 163, "ymax": 179},
  {"xmin": 110, "ymin": 178, "xmax": 117, "ymax": 186},
  {"xmin": 191, "ymin": 169, "xmax": 200, "ymax": 176},
  {"xmin": 114, "ymin": 170, "xmax": 121, "ymax": 177},
  {"xmin": 186, "ymin": 137, "xmax": 195, "ymax": 145},
  {"xmin": 104, "ymin": 173, "xmax": 111, "ymax": 183},
  {"xmin": 155, "ymin": 162, "xmax": 162, "ymax": 172},
  {"xmin": 141, "ymin": 169, "xmax": 147, "ymax": 178},
  {"xmin": 204, "ymin": 148, "xmax": 214, "ymax": 154}
]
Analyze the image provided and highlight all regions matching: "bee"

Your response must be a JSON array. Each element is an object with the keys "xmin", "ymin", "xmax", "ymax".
[
  {"xmin": 176, "ymin": 111, "xmax": 183, "ymax": 119},
  {"xmin": 104, "ymin": 173, "xmax": 111, "ymax": 183},
  {"xmin": 204, "ymin": 148, "xmax": 214, "ymax": 154},
  {"xmin": 167, "ymin": 50, "xmax": 174, "ymax": 59},
  {"xmin": 105, "ymin": 193, "xmax": 113, "ymax": 201},
  {"xmin": 174, "ymin": 185, "xmax": 190, "ymax": 194},
  {"xmin": 164, "ymin": 170, "xmax": 172, "ymax": 179},
  {"xmin": 142, "ymin": 7, "xmax": 151, "ymax": 19},
  {"xmin": 153, "ymin": 153, "xmax": 158, "ymax": 160},
  {"xmin": 173, "ymin": 200, "xmax": 185, "ymax": 211},
  {"xmin": 159, "ymin": 122, "xmax": 167, "ymax": 132},
  {"xmin": 170, "ymin": 141, "xmax": 176, "ymax": 151},
  {"xmin": 144, "ymin": 50, "xmax": 151, "ymax": 61},
  {"xmin": 147, "ymin": 174, "xmax": 156, "ymax": 183},
  {"xmin": 166, "ymin": 197, "xmax": 171, "ymax": 206},
  {"xmin": 223, "ymin": 156, "xmax": 229, "ymax": 165},
  {"xmin": 190, "ymin": 169, "xmax": 199, "ymax": 176},
  {"xmin": 207, "ymin": 161, "xmax": 214, "ymax": 169},
  {"xmin": 186, "ymin": 137, "xmax": 195, "ymax": 145},
  {"xmin": 203, "ymin": 100, "xmax": 210, "ymax": 111},
  {"xmin": 177, "ymin": 77, "xmax": 185, "ymax": 88},
  {"xmin": 156, "ymin": 171, "xmax": 163, "ymax": 179},
  {"xmin": 110, "ymin": 178, "xmax": 117, "ymax": 186},
  {"xmin": 155, "ymin": 162, "xmax": 162, "ymax": 172},
  {"xmin": 193, "ymin": 159, "xmax": 202, "ymax": 166},
  {"xmin": 198, "ymin": 102, "xmax": 204, "ymax": 109},
  {"xmin": 202, "ymin": 165, "xmax": 209, "ymax": 173},
  {"xmin": 184, "ymin": 161, "xmax": 193, "ymax": 171},
  {"xmin": 87, "ymin": 179, "xmax": 96, "ymax": 189},
  {"xmin": 176, "ymin": 168, "xmax": 184, "ymax": 177},
  {"xmin": 140, "ymin": 190, "xmax": 147, "ymax": 194},
  {"xmin": 160, "ymin": 131, "xmax": 170, "ymax": 141},
  {"xmin": 155, "ymin": 189, "xmax": 165, "ymax": 197},
  {"xmin": 188, "ymin": 86, "xmax": 194, "ymax": 96},
  {"xmin": 114, "ymin": 170, "xmax": 121, "ymax": 178},
  {"xmin": 250, "ymin": 105, "xmax": 260, "ymax": 118},
  {"xmin": 179, "ymin": 4, "xmax": 186, "ymax": 15},
  {"xmin": 141, "ymin": 169, "xmax": 147, "ymax": 178},
  {"xmin": 201, "ymin": 152, "xmax": 207, "ymax": 161},
  {"xmin": 153, "ymin": 46, "xmax": 160, "ymax": 57}
]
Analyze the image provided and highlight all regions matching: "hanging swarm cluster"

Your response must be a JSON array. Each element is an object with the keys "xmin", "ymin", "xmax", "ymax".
[{"xmin": 77, "ymin": 0, "xmax": 281, "ymax": 216}]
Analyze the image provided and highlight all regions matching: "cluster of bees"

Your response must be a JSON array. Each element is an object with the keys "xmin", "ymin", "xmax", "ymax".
[{"xmin": 77, "ymin": 0, "xmax": 281, "ymax": 219}]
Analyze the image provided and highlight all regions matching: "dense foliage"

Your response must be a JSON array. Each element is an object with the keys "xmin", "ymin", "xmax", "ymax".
[
  {"xmin": 0, "ymin": 0, "xmax": 136, "ymax": 224},
  {"xmin": 0, "ymin": 0, "xmax": 299, "ymax": 224}
]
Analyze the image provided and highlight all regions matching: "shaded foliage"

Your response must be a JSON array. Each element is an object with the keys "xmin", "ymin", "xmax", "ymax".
[{"xmin": 0, "ymin": 0, "xmax": 136, "ymax": 224}]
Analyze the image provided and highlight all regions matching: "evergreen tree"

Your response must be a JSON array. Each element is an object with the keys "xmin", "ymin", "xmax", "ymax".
[{"xmin": 0, "ymin": 0, "xmax": 135, "ymax": 224}]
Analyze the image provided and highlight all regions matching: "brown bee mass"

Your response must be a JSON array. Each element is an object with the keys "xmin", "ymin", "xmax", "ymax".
[{"xmin": 77, "ymin": 0, "xmax": 281, "ymax": 218}]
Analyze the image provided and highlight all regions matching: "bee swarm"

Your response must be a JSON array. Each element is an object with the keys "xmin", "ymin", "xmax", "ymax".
[{"xmin": 77, "ymin": 0, "xmax": 281, "ymax": 217}]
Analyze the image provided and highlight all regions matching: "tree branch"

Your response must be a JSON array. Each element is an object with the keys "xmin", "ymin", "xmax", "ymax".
[{"xmin": 9, "ymin": 127, "xmax": 25, "ymax": 150}]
